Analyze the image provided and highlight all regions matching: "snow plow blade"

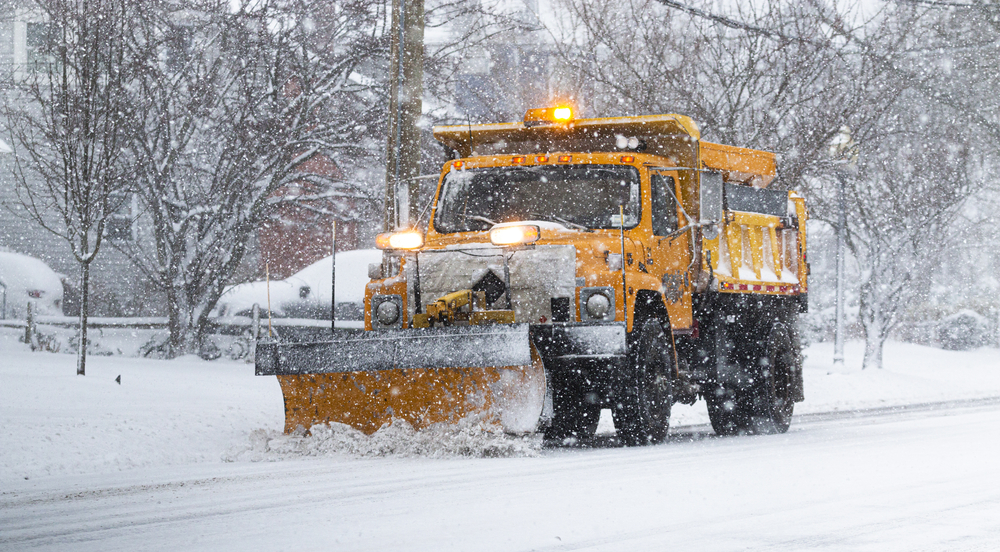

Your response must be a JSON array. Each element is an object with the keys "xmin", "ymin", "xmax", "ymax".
[{"xmin": 256, "ymin": 324, "xmax": 546, "ymax": 435}]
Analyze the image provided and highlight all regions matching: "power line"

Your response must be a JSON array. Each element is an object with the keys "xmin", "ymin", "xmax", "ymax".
[
  {"xmin": 653, "ymin": 0, "xmax": 817, "ymax": 43},
  {"xmin": 892, "ymin": 0, "xmax": 981, "ymax": 8},
  {"xmin": 651, "ymin": 0, "xmax": 1000, "ymax": 141}
]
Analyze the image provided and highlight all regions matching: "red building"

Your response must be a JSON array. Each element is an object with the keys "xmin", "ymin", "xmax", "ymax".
[{"xmin": 258, "ymin": 154, "xmax": 362, "ymax": 279}]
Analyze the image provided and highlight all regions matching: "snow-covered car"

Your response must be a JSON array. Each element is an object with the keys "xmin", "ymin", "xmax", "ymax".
[
  {"xmin": 214, "ymin": 249, "xmax": 382, "ymax": 320},
  {"xmin": 0, "ymin": 250, "xmax": 65, "ymax": 318}
]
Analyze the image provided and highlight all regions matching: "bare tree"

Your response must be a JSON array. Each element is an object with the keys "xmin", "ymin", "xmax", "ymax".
[
  {"xmin": 107, "ymin": 0, "xmax": 390, "ymax": 356},
  {"xmin": 547, "ymin": 0, "xmax": 915, "ymax": 190},
  {"xmin": 814, "ymin": 119, "xmax": 978, "ymax": 368},
  {"xmin": 546, "ymin": 0, "xmax": 996, "ymax": 366},
  {"xmin": 1, "ymin": 0, "xmax": 136, "ymax": 375}
]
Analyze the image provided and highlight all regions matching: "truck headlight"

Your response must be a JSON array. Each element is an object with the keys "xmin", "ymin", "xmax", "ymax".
[
  {"xmin": 376, "ymin": 230, "xmax": 423, "ymax": 250},
  {"xmin": 489, "ymin": 224, "xmax": 540, "ymax": 246},
  {"xmin": 579, "ymin": 287, "xmax": 615, "ymax": 321},
  {"xmin": 376, "ymin": 300, "xmax": 399, "ymax": 325},
  {"xmin": 586, "ymin": 292, "xmax": 611, "ymax": 319},
  {"xmin": 372, "ymin": 295, "xmax": 402, "ymax": 327}
]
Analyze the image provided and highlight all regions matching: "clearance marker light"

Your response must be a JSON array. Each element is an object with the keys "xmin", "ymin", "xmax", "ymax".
[
  {"xmin": 558, "ymin": 155, "xmax": 572, "ymax": 163},
  {"xmin": 512, "ymin": 156, "xmax": 526, "ymax": 164},
  {"xmin": 453, "ymin": 160, "xmax": 464, "ymax": 169},
  {"xmin": 536, "ymin": 155, "xmax": 549, "ymax": 163},
  {"xmin": 620, "ymin": 155, "xmax": 635, "ymax": 163}
]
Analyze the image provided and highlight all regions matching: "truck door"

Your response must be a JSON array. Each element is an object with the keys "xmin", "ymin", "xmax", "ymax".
[{"xmin": 648, "ymin": 170, "xmax": 693, "ymax": 328}]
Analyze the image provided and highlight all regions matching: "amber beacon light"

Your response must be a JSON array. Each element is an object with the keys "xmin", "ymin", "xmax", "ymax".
[{"xmin": 524, "ymin": 106, "xmax": 574, "ymax": 126}]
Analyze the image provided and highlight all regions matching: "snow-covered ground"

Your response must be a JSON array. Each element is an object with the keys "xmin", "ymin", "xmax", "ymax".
[
  {"xmin": 2, "ymin": 328, "xmax": 1000, "ymax": 550},
  {"xmin": 3, "ymin": 327, "xmax": 1000, "ymax": 480}
]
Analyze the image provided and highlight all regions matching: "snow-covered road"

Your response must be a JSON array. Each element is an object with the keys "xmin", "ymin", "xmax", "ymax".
[
  {"xmin": 3, "ymin": 329, "xmax": 1000, "ymax": 551},
  {"xmin": 3, "ymin": 400, "xmax": 1000, "ymax": 551}
]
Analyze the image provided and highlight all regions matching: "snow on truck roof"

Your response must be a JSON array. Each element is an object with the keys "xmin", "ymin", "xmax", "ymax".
[{"xmin": 433, "ymin": 113, "xmax": 776, "ymax": 188}]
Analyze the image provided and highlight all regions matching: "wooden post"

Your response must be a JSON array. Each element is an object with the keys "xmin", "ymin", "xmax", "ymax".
[
  {"xmin": 25, "ymin": 301, "xmax": 33, "ymax": 348},
  {"xmin": 330, "ymin": 221, "xmax": 337, "ymax": 332},
  {"xmin": 251, "ymin": 303, "xmax": 261, "ymax": 340}
]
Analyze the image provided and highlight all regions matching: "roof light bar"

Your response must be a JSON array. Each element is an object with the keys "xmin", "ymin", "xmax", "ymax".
[{"xmin": 524, "ymin": 106, "xmax": 574, "ymax": 127}]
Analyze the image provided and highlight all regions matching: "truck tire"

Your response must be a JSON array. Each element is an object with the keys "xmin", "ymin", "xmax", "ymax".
[
  {"xmin": 706, "ymin": 322, "xmax": 795, "ymax": 435},
  {"xmin": 544, "ymin": 396, "xmax": 600, "ymax": 443},
  {"xmin": 614, "ymin": 319, "xmax": 674, "ymax": 446},
  {"xmin": 747, "ymin": 322, "xmax": 796, "ymax": 434}
]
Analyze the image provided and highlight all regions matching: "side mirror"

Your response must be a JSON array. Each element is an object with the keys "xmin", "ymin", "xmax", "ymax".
[
  {"xmin": 368, "ymin": 263, "xmax": 384, "ymax": 280},
  {"xmin": 700, "ymin": 171, "xmax": 723, "ymax": 239}
]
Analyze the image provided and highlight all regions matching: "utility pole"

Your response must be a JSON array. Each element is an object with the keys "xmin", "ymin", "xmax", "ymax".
[
  {"xmin": 385, "ymin": 0, "xmax": 424, "ymax": 231},
  {"xmin": 833, "ymin": 171, "xmax": 846, "ymax": 365}
]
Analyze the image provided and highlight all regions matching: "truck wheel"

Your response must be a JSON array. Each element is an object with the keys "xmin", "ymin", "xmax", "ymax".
[
  {"xmin": 614, "ymin": 319, "xmax": 673, "ymax": 446},
  {"xmin": 706, "ymin": 385, "xmax": 745, "ymax": 436},
  {"xmin": 746, "ymin": 322, "xmax": 795, "ymax": 434},
  {"xmin": 544, "ymin": 398, "xmax": 600, "ymax": 443},
  {"xmin": 706, "ymin": 322, "xmax": 795, "ymax": 436}
]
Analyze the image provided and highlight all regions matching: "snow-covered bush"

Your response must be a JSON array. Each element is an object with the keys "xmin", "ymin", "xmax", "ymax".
[{"xmin": 936, "ymin": 310, "xmax": 990, "ymax": 351}]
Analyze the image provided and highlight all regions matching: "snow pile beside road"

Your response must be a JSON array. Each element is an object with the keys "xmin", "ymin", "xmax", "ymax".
[
  {"xmin": 0, "ymin": 329, "xmax": 282, "ymax": 483},
  {"xmin": 226, "ymin": 417, "xmax": 543, "ymax": 461}
]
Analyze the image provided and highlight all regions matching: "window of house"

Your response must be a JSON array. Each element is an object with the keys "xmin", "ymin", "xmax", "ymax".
[
  {"xmin": 165, "ymin": 24, "xmax": 193, "ymax": 71},
  {"xmin": 0, "ymin": 20, "xmax": 14, "ymax": 61},
  {"xmin": 105, "ymin": 192, "xmax": 137, "ymax": 242},
  {"xmin": 26, "ymin": 21, "xmax": 56, "ymax": 68}
]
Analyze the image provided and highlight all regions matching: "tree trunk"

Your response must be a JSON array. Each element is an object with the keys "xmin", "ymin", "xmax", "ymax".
[
  {"xmin": 77, "ymin": 262, "xmax": 89, "ymax": 376},
  {"xmin": 859, "ymin": 280, "xmax": 888, "ymax": 370},
  {"xmin": 862, "ymin": 325, "xmax": 885, "ymax": 370},
  {"xmin": 165, "ymin": 285, "xmax": 204, "ymax": 358},
  {"xmin": 166, "ymin": 285, "xmax": 187, "ymax": 359}
]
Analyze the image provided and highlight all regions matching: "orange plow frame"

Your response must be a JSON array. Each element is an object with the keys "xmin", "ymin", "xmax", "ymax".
[{"xmin": 257, "ymin": 324, "xmax": 546, "ymax": 435}]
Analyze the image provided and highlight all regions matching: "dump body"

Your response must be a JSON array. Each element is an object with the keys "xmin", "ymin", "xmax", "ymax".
[{"xmin": 258, "ymin": 111, "xmax": 808, "ymax": 441}]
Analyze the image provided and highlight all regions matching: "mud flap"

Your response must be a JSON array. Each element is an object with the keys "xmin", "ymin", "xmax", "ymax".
[{"xmin": 256, "ymin": 324, "xmax": 546, "ymax": 435}]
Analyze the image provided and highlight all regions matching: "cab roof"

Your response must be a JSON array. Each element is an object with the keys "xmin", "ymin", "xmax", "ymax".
[{"xmin": 433, "ymin": 113, "xmax": 776, "ymax": 187}]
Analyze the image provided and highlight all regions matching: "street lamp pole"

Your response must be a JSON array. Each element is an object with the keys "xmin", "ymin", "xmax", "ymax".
[
  {"xmin": 829, "ymin": 126, "xmax": 856, "ymax": 365},
  {"xmin": 833, "ymin": 171, "xmax": 846, "ymax": 365}
]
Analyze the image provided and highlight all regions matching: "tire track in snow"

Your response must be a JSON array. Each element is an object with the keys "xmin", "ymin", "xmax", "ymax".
[{"xmin": 2, "ymin": 395, "xmax": 1000, "ymax": 550}]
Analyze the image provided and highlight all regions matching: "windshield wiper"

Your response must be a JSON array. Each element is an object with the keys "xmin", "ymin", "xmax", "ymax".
[
  {"xmin": 527, "ymin": 212, "xmax": 588, "ymax": 231},
  {"xmin": 462, "ymin": 214, "xmax": 497, "ymax": 228}
]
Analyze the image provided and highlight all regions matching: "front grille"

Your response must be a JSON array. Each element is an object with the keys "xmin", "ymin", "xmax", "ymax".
[{"xmin": 418, "ymin": 245, "xmax": 577, "ymax": 324}]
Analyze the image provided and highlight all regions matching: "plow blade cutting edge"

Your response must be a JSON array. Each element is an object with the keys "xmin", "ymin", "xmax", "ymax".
[{"xmin": 255, "ymin": 324, "xmax": 547, "ymax": 435}]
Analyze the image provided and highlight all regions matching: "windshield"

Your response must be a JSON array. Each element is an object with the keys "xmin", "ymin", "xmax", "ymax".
[{"xmin": 433, "ymin": 165, "xmax": 641, "ymax": 233}]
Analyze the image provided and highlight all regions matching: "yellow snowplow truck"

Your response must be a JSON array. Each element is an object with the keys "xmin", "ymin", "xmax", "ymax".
[{"xmin": 256, "ymin": 108, "xmax": 808, "ymax": 445}]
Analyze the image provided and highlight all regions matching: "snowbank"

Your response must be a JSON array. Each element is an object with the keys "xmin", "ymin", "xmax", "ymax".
[
  {"xmin": 0, "ymin": 329, "xmax": 282, "ymax": 482},
  {"xmin": 3, "ymin": 325, "xmax": 1000, "ymax": 484}
]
